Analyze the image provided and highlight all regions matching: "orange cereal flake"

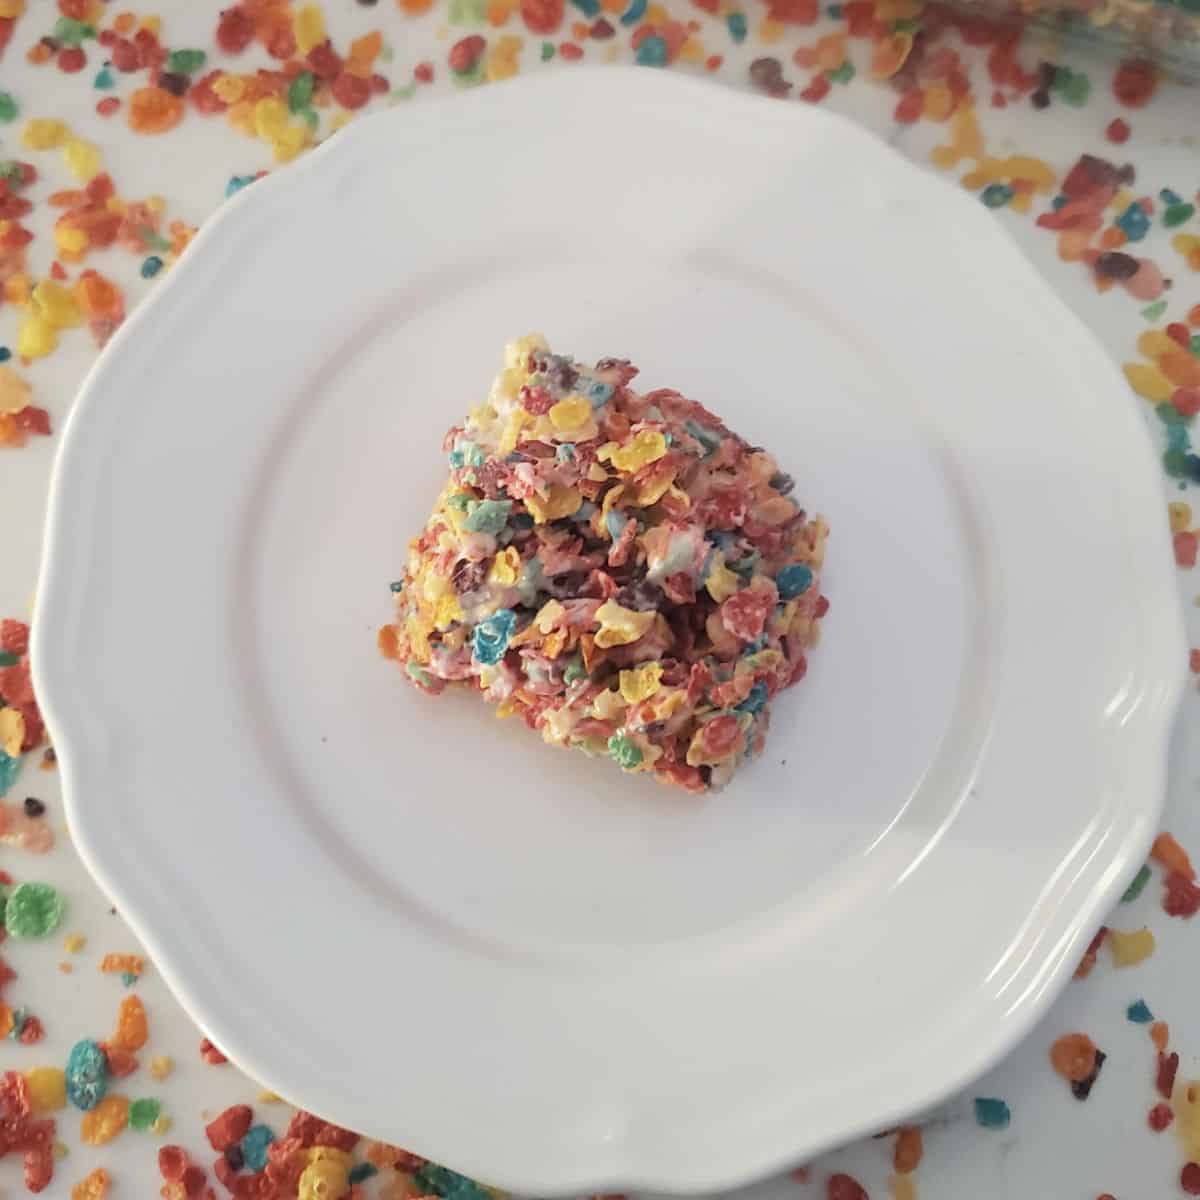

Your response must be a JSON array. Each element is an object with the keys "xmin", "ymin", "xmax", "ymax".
[
  {"xmin": 1152, "ymin": 832, "xmax": 1195, "ymax": 881},
  {"xmin": 99, "ymin": 952, "xmax": 144, "ymax": 976},
  {"xmin": 127, "ymin": 87, "xmax": 184, "ymax": 134},
  {"xmin": 1050, "ymin": 1033, "xmax": 1098, "ymax": 1082},
  {"xmin": 111, "ymin": 993, "xmax": 148, "ymax": 1052},
  {"xmin": 893, "ymin": 1126, "xmax": 923, "ymax": 1174}
]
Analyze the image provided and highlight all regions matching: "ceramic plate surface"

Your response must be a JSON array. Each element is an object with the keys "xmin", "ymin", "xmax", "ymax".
[{"xmin": 33, "ymin": 68, "xmax": 1186, "ymax": 1193}]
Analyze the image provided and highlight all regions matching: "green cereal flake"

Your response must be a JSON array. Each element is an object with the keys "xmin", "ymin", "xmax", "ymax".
[
  {"xmin": 166, "ymin": 49, "xmax": 207, "ymax": 74},
  {"xmin": 4, "ymin": 882, "xmax": 65, "ymax": 939},
  {"xmin": 129, "ymin": 1098, "xmax": 162, "ymax": 1130},
  {"xmin": 1122, "ymin": 863, "xmax": 1151, "ymax": 903},
  {"xmin": 0, "ymin": 93, "xmax": 17, "ymax": 124}
]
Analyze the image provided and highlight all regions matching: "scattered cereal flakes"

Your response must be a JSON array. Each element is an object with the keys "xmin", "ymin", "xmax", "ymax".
[{"xmin": 1109, "ymin": 926, "xmax": 1156, "ymax": 966}]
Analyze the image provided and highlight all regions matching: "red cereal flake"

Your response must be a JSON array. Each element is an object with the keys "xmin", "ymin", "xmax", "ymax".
[
  {"xmin": 521, "ymin": 0, "xmax": 565, "ymax": 32},
  {"xmin": 0, "ymin": 1071, "xmax": 56, "ymax": 1194},
  {"xmin": 1173, "ymin": 530, "xmax": 1197, "ymax": 568},
  {"xmin": 1183, "ymin": 1163, "xmax": 1200, "ymax": 1196},
  {"xmin": 1149, "ymin": 1101, "xmax": 1174, "ymax": 1131},
  {"xmin": 0, "ymin": 620, "xmax": 29, "ymax": 655},
  {"xmin": 199, "ymin": 1037, "xmax": 227, "ymax": 1065},
  {"xmin": 332, "ymin": 70, "xmax": 371, "ymax": 109},
  {"xmin": 18, "ymin": 1015, "xmax": 44, "ymax": 1044},
  {"xmin": 414, "ymin": 60, "xmax": 434, "ymax": 83},
  {"xmin": 216, "ymin": 6, "xmax": 256, "ymax": 54},
  {"xmin": 1157, "ymin": 1050, "xmax": 1179, "ymax": 1099},
  {"xmin": 827, "ymin": 1173, "xmax": 868, "ymax": 1200},
  {"xmin": 1105, "ymin": 117, "xmax": 1130, "ymax": 143},
  {"xmin": 158, "ymin": 1145, "xmax": 189, "ymax": 1182},
  {"xmin": 205, "ymin": 1104, "xmax": 252, "ymax": 1152},
  {"xmin": 95, "ymin": 96, "xmax": 121, "ymax": 117},
  {"xmin": 57, "ymin": 46, "xmax": 86, "ymax": 72},
  {"xmin": 1113, "ymin": 57, "xmax": 1157, "ymax": 107},
  {"xmin": 1164, "ymin": 870, "xmax": 1200, "ymax": 917},
  {"xmin": 894, "ymin": 89, "xmax": 923, "ymax": 123}
]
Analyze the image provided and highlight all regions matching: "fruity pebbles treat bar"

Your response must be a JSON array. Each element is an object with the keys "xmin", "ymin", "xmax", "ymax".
[{"xmin": 378, "ymin": 336, "xmax": 829, "ymax": 792}]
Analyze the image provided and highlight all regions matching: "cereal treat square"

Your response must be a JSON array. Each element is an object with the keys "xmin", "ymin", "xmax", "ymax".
[{"xmin": 379, "ymin": 335, "xmax": 829, "ymax": 792}]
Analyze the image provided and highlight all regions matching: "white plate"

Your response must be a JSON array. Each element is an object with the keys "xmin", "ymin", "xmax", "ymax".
[{"xmin": 34, "ymin": 68, "xmax": 1185, "ymax": 1192}]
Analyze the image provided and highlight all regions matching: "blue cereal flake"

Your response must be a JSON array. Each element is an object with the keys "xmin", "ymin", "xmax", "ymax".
[
  {"xmin": 225, "ymin": 173, "xmax": 259, "ymax": 198},
  {"xmin": 471, "ymin": 609, "xmax": 517, "ymax": 665},
  {"xmin": 735, "ymin": 681, "xmax": 769, "ymax": 715},
  {"xmin": 240, "ymin": 1125, "xmax": 275, "ymax": 1172},
  {"xmin": 635, "ymin": 34, "xmax": 668, "ymax": 64},
  {"xmin": 1117, "ymin": 202, "xmax": 1151, "ymax": 242},
  {"xmin": 463, "ymin": 499, "xmax": 511, "ymax": 535},
  {"xmin": 140, "ymin": 255, "xmax": 164, "ymax": 279},
  {"xmin": 776, "ymin": 562, "xmax": 814, "ymax": 599},
  {"xmin": 413, "ymin": 1164, "xmax": 494, "ymax": 1200},
  {"xmin": 0, "ymin": 749, "xmax": 19, "ymax": 796},
  {"xmin": 726, "ymin": 10, "xmax": 748, "ymax": 40},
  {"xmin": 1127, "ymin": 999, "xmax": 1155, "ymax": 1023},
  {"xmin": 66, "ymin": 1039, "xmax": 110, "ymax": 1110},
  {"xmin": 974, "ymin": 1097, "xmax": 1011, "ymax": 1129}
]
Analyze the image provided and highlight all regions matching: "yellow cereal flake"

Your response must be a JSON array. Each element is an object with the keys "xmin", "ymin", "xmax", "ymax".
[
  {"xmin": 1170, "ymin": 502, "xmax": 1193, "ymax": 533},
  {"xmin": 619, "ymin": 662, "xmax": 663, "ymax": 704},
  {"xmin": 16, "ymin": 315, "xmax": 59, "ymax": 360},
  {"xmin": 0, "ymin": 0, "xmax": 26, "ymax": 18},
  {"xmin": 548, "ymin": 396, "xmax": 592, "ymax": 431},
  {"xmin": 62, "ymin": 137, "xmax": 102, "ymax": 183},
  {"xmin": 254, "ymin": 97, "xmax": 289, "ymax": 141},
  {"xmin": 0, "ymin": 707, "xmax": 26, "ymax": 758},
  {"xmin": 489, "ymin": 547, "xmax": 521, "ymax": 586},
  {"xmin": 152, "ymin": 1114, "xmax": 173, "ymax": 1135},
  {"xmin": 63, "ymin": 933, "xmax": 86, "ymax": 953},
  {"xmin": 258, "ymin": 1089, "xmax": 284, "ymax": 1103},
  {"xmin": 604, "ymin": 429, "xmax": 668, "ymax": 473},
  {"xmin": 293, "ymin": 4, "xmax": 327, "ymax": 53},
  {"xmin": 0, "ymin": 365, "xmax": 31, "ymax": 415},
  {"xmin": 1109, "ymin": 926, "xmax": 1156, "ymax": 967},
  {"xmin": 705, "ymin": 561, "xmax": 741, "ymax": 603},
  {"xmin": 525, "ymin": 484, "xmax": 582, "ymax": 524},
  {"xmin": 32, "ymin": 280, "xmax": 83, "ymax": 329},
  {"xmin": 149, "ymin": 1055, "xmax": 174, "ymax": 1082},
  {"xmin": 21, "ymin": 118, "xmax": 68, "ymax": 150},
  {"xmin": 593, "ymin": 600, "xmax": 656, "ymax": 648},
  {"xmin": 1123, "ymin": 362, "xmax": 1173, "ymax": 402},
  {"xmin": 1138, "ymin": 329, "xmax": 1175, "ymax": 359},
  {"xmin": 0, "ymin": 1005, "xmax": 12, "ymax": 1038}
]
